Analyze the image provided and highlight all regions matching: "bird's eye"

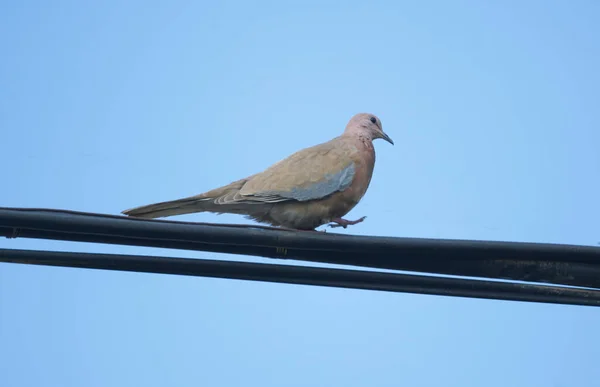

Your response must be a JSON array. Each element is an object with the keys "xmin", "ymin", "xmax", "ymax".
[{"xmin": 370, "ymin": 116, "xmax": 377, "ymax": 124}]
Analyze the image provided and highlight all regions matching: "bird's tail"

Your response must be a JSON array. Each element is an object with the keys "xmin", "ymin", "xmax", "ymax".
[
  {"xmin": 122, "ymin": 178, "xmax": 255, "ymax": 219},
  {"xmin": 122, "ymin": 195, "xmax": 213, "ymax": 219}
]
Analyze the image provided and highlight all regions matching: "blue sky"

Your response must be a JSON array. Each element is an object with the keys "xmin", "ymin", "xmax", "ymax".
[{"xmin": 1, "ymin": 1, "xmax": 600, "ymax": 386}]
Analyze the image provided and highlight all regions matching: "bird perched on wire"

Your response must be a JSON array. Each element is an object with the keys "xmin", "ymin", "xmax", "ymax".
[{"xmin": 122, "ymin": 113, "xmax": 393, "ymax": 230}]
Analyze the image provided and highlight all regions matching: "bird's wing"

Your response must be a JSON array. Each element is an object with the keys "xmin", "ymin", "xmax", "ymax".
[{"xmin": 226, "ymin": 138, "xmax": 358, "ymax": 204}]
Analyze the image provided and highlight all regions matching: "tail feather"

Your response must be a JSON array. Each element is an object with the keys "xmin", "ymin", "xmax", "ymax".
[
  {"xmin": 121, "ymin": 196, "xmax": 211, "ymax": 218},
  {"xmin": 122, "ymin": 177, "xmax": 269, "ymax": 219}
]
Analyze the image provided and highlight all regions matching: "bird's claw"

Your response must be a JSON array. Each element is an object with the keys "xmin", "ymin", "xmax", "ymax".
[{"xmin": 328, "ymin": 216, "xmax": 367, "ymax": 229}]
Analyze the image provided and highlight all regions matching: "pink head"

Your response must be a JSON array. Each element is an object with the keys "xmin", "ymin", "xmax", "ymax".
[{"xmin": 344, "ymin": 113, "xmax": 394, "ymax": 145}]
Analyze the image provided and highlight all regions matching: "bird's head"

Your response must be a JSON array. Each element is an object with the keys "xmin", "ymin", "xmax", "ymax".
[{"xmin": 345, "ymin": 113, "xmax": 394, "ymax": 145}]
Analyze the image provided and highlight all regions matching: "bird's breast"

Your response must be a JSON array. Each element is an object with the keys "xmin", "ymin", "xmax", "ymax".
[
  {"xmin": 349, "ymin": 139, "xmax": 376, "ymax": 200},
  {"xmin": 326, "ymin": 139, "xmax": 376, "ymax": 216}
]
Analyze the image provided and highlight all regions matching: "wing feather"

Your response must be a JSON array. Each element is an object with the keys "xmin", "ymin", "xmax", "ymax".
[{"xmin": 236, "ymin": 138, "xmax": 358, "ymax": 203}]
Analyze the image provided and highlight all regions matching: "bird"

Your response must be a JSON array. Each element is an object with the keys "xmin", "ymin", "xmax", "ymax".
[{"xmin": 122, "ymin": 112, "xmax": 394, "ymax": 230}]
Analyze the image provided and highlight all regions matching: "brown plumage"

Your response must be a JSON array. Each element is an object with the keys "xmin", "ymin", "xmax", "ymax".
[{"xmin": 122, "ymin": 113, "xmax": 393, "ymax": 230}]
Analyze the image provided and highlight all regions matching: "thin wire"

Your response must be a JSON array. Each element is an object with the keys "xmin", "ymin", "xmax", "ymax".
[
  {"xmin": 1, "ymin": 207, "xmax": 600, "ymax": 289},
  {"xmin": 2, "ymin": 248, "xmax": 599, "ymax": 307}
]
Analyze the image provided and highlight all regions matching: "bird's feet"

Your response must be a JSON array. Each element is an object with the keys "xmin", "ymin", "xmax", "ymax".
[{"xmin": 328, "ymin": 216, "xmax": 367, "ymax": 229}]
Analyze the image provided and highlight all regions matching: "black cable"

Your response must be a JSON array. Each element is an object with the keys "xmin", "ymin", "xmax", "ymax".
[
  {"xmin": 2, "ymin": 248, "xmax": 599, "ymax": 307},
  {"xmin": 1, "ymin": 207, "xmax": 600, "ymax": 289}
]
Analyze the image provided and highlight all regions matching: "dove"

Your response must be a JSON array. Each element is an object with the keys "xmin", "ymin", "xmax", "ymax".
[{"xmin": 122, "ymin": 113, "xmax": 393, "ymax": 230}]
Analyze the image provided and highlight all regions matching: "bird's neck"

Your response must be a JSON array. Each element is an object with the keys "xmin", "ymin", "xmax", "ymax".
[
  {"xmin": 358, "ymin": 134, "xmax": 375, "ymax": 153},
  {"xmin": 340, "ymin": 132, "xmax": 376, "ymax": 158}
]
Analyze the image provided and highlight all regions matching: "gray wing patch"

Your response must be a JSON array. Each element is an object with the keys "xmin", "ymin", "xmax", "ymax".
[{"xmin": 256, "ymin": 162, "xmax": 356, "ymax": 202}]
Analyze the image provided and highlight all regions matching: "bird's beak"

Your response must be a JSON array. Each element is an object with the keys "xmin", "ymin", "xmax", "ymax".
[{"xmin": 380, "ymin": 131, "xmax": 394, "ymax": 145}]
